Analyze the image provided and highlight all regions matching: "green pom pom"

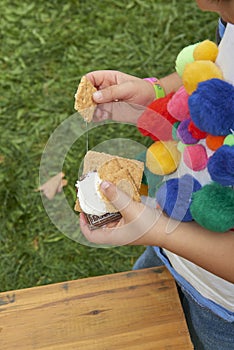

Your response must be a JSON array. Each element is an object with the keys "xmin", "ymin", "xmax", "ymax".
[
  {"xmin": 177, "ymin": 141, "xmax": 188, "ymax": 153},
  {"xmin": 224, "ymin": 134, "xmax": 234, "ymax": 146},
  {"xmin": 172, "ymin": 121, "xmax": 180, "ymax": 140},
  {"xmin": 175, "ymin": 43, "xmax": 199, "ymax": 77},
  {"xmin": 190, "ymin": 183, "xmax": 234, "ymax": 232}
]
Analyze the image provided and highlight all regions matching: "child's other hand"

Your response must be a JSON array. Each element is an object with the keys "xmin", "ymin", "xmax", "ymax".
[
  {"xmin": 79, "ymin": 181, "xmax": 161, "ymax": 246},
  {"xmin": 86, "ymin": 70, "xmax": 156, "ymax": 106}
]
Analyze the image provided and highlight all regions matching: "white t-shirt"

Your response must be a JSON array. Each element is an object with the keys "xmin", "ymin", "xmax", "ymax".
[{"xmin": 164, "ymin": 249, "xmax": 234, "ymax": 312}]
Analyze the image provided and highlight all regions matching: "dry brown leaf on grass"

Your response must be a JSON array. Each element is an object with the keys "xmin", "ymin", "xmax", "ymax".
[{"xmin": 36, "ymin": 172, "xmax": 67, "ymax": 200}]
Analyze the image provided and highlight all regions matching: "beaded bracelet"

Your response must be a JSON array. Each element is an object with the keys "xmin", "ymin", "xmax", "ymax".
[{"xmin": 144, "ymin": 77, "xmax": 165, "ymax": 99}]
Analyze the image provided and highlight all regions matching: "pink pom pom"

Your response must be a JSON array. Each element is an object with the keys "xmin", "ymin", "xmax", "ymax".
[
  {"xmin": 183, "ymin": 144, "xmax": 208, "ymax": 171},
  {"xmin": 167, "ymin": 86, "xmax": 190, "ymax": 121}
]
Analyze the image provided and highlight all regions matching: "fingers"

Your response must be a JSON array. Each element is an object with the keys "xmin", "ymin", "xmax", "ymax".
[
  {"xmin": 79, "ymin": 212, "xmax": 125, "ymax": 246},
  {"xmin": 85, "ymin": 70, "xmax": 121, "ymax": 93},
  {"xmin": 100, "ymin": 181, "xmax": 134, "ymax": 215},
  {"xmin": 92, "ymin": 82, "xmax": 132, "ymax": 104},
  {"xmin": 86, "ymin": 71, "xmax": 136, "ymax": 104}
]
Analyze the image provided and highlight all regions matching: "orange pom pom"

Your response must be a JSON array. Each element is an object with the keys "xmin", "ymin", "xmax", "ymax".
[
  {"xmin": 193, "ymin": 40, "xmax": 219, "ymax": 62},
  {"xmin": 206, "ymin": 134, "xmax": 225, "ymax": 151},
  {"xmin": 182, "ymin": 60, "xmax": 223, "ymax": 95}
]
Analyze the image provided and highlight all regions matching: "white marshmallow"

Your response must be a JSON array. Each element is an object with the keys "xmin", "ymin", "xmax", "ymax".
[{"xmin": 76, "ymin": 172, "xmax": 107, "ymax": 215}]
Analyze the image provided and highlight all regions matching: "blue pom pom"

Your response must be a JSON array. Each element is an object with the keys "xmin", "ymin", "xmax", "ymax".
[
  {"xmin": 189, "ymin": 79, "xmax": 234, "ymax": 136},
  {"xmin": 156, "ymin": 174, "xmax": 201, "ymax": 222},
  {"xmin": 207, "ymin": 145, "xmax": 234, "ymax": 186}
]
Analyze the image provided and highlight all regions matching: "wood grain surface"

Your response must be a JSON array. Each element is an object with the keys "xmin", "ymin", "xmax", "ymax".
[{"xmin": 0, "ymin": 267, "xmax": 192, "ymax": 349}]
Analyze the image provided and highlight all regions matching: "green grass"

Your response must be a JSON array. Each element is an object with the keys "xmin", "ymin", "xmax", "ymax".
[{"xmin": 0, "ymin": 0, "xmax": 218, "ymax": 292}]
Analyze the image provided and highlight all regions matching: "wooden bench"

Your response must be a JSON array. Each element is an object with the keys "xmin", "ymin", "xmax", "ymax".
[{"xmin": 0, "ymin": 267, "xmax": 193, "ymax": 349}]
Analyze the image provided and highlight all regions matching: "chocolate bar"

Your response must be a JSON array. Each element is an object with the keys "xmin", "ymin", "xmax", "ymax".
[{"xmin": 85, "ymin": 212, "xmax": 122, "ymax": 230}]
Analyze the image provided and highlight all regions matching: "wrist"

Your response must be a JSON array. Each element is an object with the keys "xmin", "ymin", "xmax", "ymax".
[
  {"xmin": 130, "ymin": 208, "xmax": 164, "ymax": 246},
  {"xmin": 158, "ymin": 72, "xmax": 183, "ymax": 95},
  {"xmin": 144, "ymin": 77, "xmax": 166, "ymax": 100}
]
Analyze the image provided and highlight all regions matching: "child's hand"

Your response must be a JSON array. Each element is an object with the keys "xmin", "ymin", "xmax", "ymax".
[
  {"xmin": 79, "ymin": 180, "xmax": 161, "ymax": 246},
  {"xmin": 86, "ymin": 70, "xmax": 156, "ymax": 106}
]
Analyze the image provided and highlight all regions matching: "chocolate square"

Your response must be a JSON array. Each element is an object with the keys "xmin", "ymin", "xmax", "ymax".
[{"xmin": 84, "ymin": 212, "xmax": 122, "ymax": 230}]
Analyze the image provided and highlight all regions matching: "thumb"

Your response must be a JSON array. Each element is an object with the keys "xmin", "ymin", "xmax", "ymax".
[
  {"xmin": 93, "ymin": 82, "xmax": 132, "ymax": 103},
  {"xmin": 100, "ymin": 180, "xmax": 133, "ymax": 214}
]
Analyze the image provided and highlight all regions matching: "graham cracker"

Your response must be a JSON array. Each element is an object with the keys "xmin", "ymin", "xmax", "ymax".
[
  {"xmin": 83, "ymin": 151, "xmax": 144, "ymax": 184},
  {"xmin": 74, "ymin": 76, "xmax": 97, "ymax": 122},
  {"xmin": 98, "ymin": 159, "xmax": 141, "ymax": 213},
  {"xmin": 116, "ymin": 158, "xmax": 144, "ymax": 190},
  {"xmin": 74, "ymin": 198, "xmax": 82, "ymax": 212},
  {"xmin": 83, "ymin": 151, "xmax": 113, "ymax": 174}
]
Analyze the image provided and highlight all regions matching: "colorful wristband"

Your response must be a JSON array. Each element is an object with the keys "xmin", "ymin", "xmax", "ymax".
[{"xmin": 144, "ymin": 77, "xmax": 165, "ymax": 99}]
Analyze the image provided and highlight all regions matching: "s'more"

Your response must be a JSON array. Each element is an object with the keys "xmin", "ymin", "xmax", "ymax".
[{"xmin": 75, "ymin": 151, "xmax": 144, "ymax": 229}]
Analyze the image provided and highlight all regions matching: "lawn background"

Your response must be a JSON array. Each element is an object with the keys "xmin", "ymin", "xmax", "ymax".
[{"xmin": 0, "ymin": 0, "xmax": 218, "ymax": 292}]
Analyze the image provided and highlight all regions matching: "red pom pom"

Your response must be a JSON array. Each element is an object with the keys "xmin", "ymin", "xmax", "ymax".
[
  {"xmin": 137, "ymin": 93, "xmax": 178, "ymax": 141},
  {"xmin": 188, "ymin": 120, "xmax": 207, "ymax": 140}
]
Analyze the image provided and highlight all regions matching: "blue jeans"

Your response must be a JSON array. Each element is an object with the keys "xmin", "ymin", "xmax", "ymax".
[{"xmin": 133, "ymin": 246, "xmax": 234, "ymax": 350}]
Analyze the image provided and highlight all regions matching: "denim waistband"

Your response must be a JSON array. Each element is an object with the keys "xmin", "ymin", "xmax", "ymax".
[{"xmin": 154, "ymin": 246, "xmax": 234, "ymax": 322}]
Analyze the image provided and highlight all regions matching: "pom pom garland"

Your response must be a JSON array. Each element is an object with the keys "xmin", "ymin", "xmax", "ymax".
[
  {"xmin": 190, "ymin": 183, "xmax": 234, "ymax": 232},
  {"xmin": 177, "ymin": 119, "xmax": 198, "ymax": 144},
  {"xmin": 140, "ymin": 38, "xmax": 234, "ymax": 233},
  {"xmin": 206, "ymin": 134, "xmax": 225, "ymax": 151},
  {"xmin": 224, "ymin": 133, "xmax": 234, "ymax": 146},
  {"xmin": 167, "ymin": 86, "xmax": 190, "ymax": 121},
  {"xmin": 175, "ymin": 43, "xmax": 199, "ymax": 77},
  {"xmin": 193, "ymin": 40, "xmax": 219, "ymax": 62},
  {"xmin": 207, "ymin": 145, "xmax": 234, "ymax": 186},
  {"xmin": 137, "ymin": 93, "xmax": 177, "ymax": 141},
  {"xmin": 172, "ymin": 122, "xmax": 180, "ymax": 141},
  {"xmin": 183, "ymin": 144, "xmax": 208, "ymax": 171},
  {"xmin": 189, "ymin": 79, "xmax": 234, "ymax": 136},
  {"xmin": 146, "ymin": 141, "xmax": 181, "ymax": 175},
  {"xmin": 156, "ymin": 174, "xmax": 201, "ymax": 222},
  {"xmin": 183, "ymin": 60, "xmax": 223, "ymax": 95},
  {"xmin": 188, "ymin": 120, "xmax": 207, "ymax": 140},
  {"xmin": 177, "ymin": 141, "xmax": 188, "ymax": 153}
]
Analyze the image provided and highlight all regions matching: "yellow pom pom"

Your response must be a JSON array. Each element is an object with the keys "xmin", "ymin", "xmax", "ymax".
[
  {"xmin": 146, "ymin": 141, "xmax": 181, "ymax": 175},
  {"xmin": 193, "ymin": 40, "xmax": 218, "ymax": 62},
  {"xmin": 182, "ymin": 60, "xmax": 223, "ymax": 95}
]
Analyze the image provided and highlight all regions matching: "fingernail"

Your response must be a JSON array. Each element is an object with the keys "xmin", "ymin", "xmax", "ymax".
[
  {"xmin": 93, "ymin": 91, "xmax": 103, "ymax": 101},
  {"xmin": 101, "ymin": 180, "xmax": 110, "ymax": 190}
]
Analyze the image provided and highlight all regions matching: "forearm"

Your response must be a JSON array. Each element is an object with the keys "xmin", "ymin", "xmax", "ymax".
[{"xmin": 142, "ymin": 215, "xmax": 234, "ymax": 283}]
